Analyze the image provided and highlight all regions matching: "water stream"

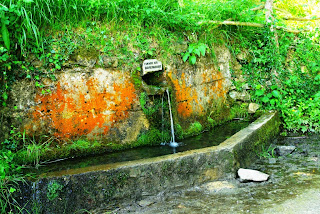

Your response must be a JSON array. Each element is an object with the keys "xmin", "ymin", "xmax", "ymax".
[{"xmin": 166, "ymin": 89, "xmax": 179, "ymax": 149}]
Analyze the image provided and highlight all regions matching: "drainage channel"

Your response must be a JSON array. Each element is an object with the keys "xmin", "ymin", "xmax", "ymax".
[
  {"xmin": 18, "ymin": 112, "xmax": 280, "ymax": 214},
  {"xmin": 29, "ymin": 118, "xmax": 251, "ymax": 177}
]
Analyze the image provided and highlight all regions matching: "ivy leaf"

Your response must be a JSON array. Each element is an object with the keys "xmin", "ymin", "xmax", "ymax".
[
  {"xmin": 188, "ymin": 45, "xmax": 194, "ymax": 53},
  {"xmin": 0, "ymin": 166, "xmax": 5, "ymax": 178},
  {"xmin": 9, "ymin": 187, "xmax": 16, "ymax": 193},
  {"xmin": 272, "ymin": 90, "xmax": 280, "ymax": 98},
  {"xmin": 270, "ymin": 99, "xmax": 276, "ymax": 105},
  {"xmin": 194, "ymin": 49, "xmax": 201, "ymax": 57},
  {"xmin": 198, "ymin": 45, "xmax": 206, "ymax": 56},
  {"xmin": 1, "ymin": 23, "xmax": 10, "ymax": 50},
  {"xmin": 189, "ymin": 55, "xmax": 196, "ymax": 65},
  {"xmin": 261, "ymin": 96, "xmax": 269, "ymax": 103},
  {"xmin": 270, "ymin": 85, "xmax": 277, "ymax": 90},
  {"xmin": 255, "ymin": 89, "xmax": 264, "ymax": 97},
  {"xmin": 2, "ymin": 92, "xmax": 8, "ymax": 100},
  {"xmin": 182, "ymin": 52, "xmax": 190, "ymax": 62},
  {"xmin": 301, "ymin": 126, "xmax": 308, "ymax": 133}
]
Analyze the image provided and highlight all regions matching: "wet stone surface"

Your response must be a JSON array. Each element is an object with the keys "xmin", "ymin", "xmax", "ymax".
[{"xmin": 96, "ymin": 134, "xmax": 320, "ymax": 214}]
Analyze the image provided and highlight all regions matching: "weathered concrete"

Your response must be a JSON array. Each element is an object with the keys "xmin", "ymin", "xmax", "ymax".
[{"xmin": 18, "ymin": 112, "xmax": 280, "ymax": 213}]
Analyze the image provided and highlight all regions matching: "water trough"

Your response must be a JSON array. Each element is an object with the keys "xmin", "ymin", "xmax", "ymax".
[{"xmin": 18, "ymin": 111, "xmax": 280, "ymax": 213}]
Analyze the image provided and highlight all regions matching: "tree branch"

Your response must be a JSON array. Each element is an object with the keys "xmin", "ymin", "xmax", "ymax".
[
  {"xmin": 198, "ymin": 20, "xmax": 264, "ymax": 28},
  {"xmin": 273, "ymin": 7, "xmax": 292, "ymax": 15},
  {"xmin": 283, "ymin": 16, "xmax": 320, "ymax": 21},
  {"xmin": 197, "ymin": 20, "xmax": 305, "ymax": 34},
  {"xmin": 275, "ymin": 26, "xmax": 307, "ymax": 34},
  {"xmin": 251, "ymin": 5, "xmax": 265, "ymax": 11}
]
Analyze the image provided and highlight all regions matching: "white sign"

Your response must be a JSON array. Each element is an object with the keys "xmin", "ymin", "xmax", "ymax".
[{"xmin": 142, "ymin": 59, "xmax": 162, "ymax": 75}]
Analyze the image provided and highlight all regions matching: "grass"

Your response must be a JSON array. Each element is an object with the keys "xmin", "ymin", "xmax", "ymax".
[
  {"xmin": 0, "ymin": 0, "xmax": 264, "ymax": 53},
  {"xmin": 257, "ymin": 144, "xmax": 276, "ymax": 159}
]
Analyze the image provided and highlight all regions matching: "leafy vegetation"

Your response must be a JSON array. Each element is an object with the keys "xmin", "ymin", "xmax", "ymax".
[
  {"xmin": 182, "ymin": 42, "xmax": 208, "ymax": 64},
  {"xmin": 46, "ymin": 180, "xmax": 63, "ymax": 201},
  {"xmin": 0, "ymin": 141, "xmax": 24, "ymax": 213},
  {"xmin": 257, "ymin": 144, "xmax": 276, "ymax": 159},
  {"xmin": 231, "ymin": 27, "xmax": 320, "ymax": 133}
]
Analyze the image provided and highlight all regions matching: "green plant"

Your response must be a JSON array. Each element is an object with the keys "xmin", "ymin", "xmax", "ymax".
[
  {"xmin": 182, "ymin": 42, "xmax": 207, "ymax": 65},
  {"xmin": 140, "ymin": 92, "xmax": 159, "ymax": 116},
  {"xmin": 232, "ymin": 25, "xmax": 320, "ymax": 133},
  {"xmin": 230, "ymin": 103, "xmax": 249, "ymax": 119},
  {"xmin": 134, "ymin": 128, "xmax": 164, "ymax": 146},
  {"xmin": 0, "ymin": 148, "xmax": 25, "ymax": 213},
  {"xmin": 47, "ymin": 180, "xmax": 63, "ymax": 201},
  {"xmin": 186, "ymin": 122, "xmax": 203, "ymax": 136},
  {"xmin": 257, "ymin": 144, "xmax": 276, "ymax": 159},
  {"xmin": 132, "ymin": 67, "xmax": 142, "ymax": 88}
]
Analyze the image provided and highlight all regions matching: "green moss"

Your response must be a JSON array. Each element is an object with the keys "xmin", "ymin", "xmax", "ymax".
[
  {"xmin": 103, "ymin": 171, "xmax": 129, "ymax": 200},
  {"xmin": 140, "ymin": 92, "xmax": 157, "ymax": 116},
  {"xmin": 131, "ymin": 68, "xmax": 143, "ymax": 88},
  {"xmin": 133, "ymin": 128, "xmax": 165, "ymax": 147},
  {"xmin": 73, "ymin": 46, "xmax": 99, "ymax": 60},
  {"xmin": 207, "ymin": 117, "xmax": 217, "ymax": 128},
  {"xmin": 230, "ymin": 103, "xmax": 249, "ymax": 119},
  {"xmin": 233, "ymin": 112, "xmax": 280, "ymax": 167},
  {"xmin": 47, "ymin": 180, "xmax": 63, "ymax": 201},
  {"xmin": 174, "ymin": 123, "xmax": 183, "ymax": 140},
  {"xmin": 161, "ymin": 161, "xmax": 174, "ymax": 172},
  {"xmin": 186, "ymin": 122, "xmax": 203, "ymax": 136}
]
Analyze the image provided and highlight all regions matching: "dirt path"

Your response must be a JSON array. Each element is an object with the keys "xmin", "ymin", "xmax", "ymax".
[{"xmin": 263, "ymin": 188, "xmax": 320, "ymax": 214}]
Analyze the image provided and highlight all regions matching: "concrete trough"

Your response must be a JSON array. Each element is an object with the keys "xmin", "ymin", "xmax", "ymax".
[{"xmin": 18, "ymin": 111, "xmax": 280, "ymax": 213}]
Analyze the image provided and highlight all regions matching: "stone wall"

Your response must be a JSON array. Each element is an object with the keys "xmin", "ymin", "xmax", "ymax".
[
  {"xmin": 2, "ymin": 44, "xmax": 233, "ymax": 147},
  {"xmin": 166, "ymin": 45, "xmax": 231, "ymax": 129},
  {"xmin": 23, "ymin": 68, "xmax": 149, "ymax": 142}
]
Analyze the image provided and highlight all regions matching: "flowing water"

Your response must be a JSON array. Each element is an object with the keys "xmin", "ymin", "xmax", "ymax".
[
  {"xmin": 166, "ymin": 89, "xmax": 179, "ymax": 148},
  {"xmin": 103, "ymin": 134, "xmax": 320, "ymax": 214}
]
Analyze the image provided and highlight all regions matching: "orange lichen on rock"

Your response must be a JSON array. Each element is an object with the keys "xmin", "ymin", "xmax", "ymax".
[
  {"xmin": 170, "ymin": 73, "xmax": 195, "ymax": 118},
  {"xmin": 30, "ymin": 74, "xmax": 137, "ymax": 139},
  {"xmin": 168, "ymin": 68, "xmax": 228, "ymax": 119},
  {"xmin": 207, "ymin": 71, "xmax": 228, "ymax": 99}
]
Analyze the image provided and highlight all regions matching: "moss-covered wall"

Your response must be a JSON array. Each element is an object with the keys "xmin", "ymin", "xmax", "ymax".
[
  {"xmin": 166, "ymin": 45, "xmax": 231, "ymax": 132},
  {"xmin": 5, "ymin": 43, "xmax": 233, "ymax": 155},
  {"xmin": 23, "ymin": 68, "xmax": 149, "ymax": 142}
]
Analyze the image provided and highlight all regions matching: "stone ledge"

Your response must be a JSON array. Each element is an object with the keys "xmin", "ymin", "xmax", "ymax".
[{"xmin": 18, "ymin": 111, "xmax": 280, "ymax": 213}]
